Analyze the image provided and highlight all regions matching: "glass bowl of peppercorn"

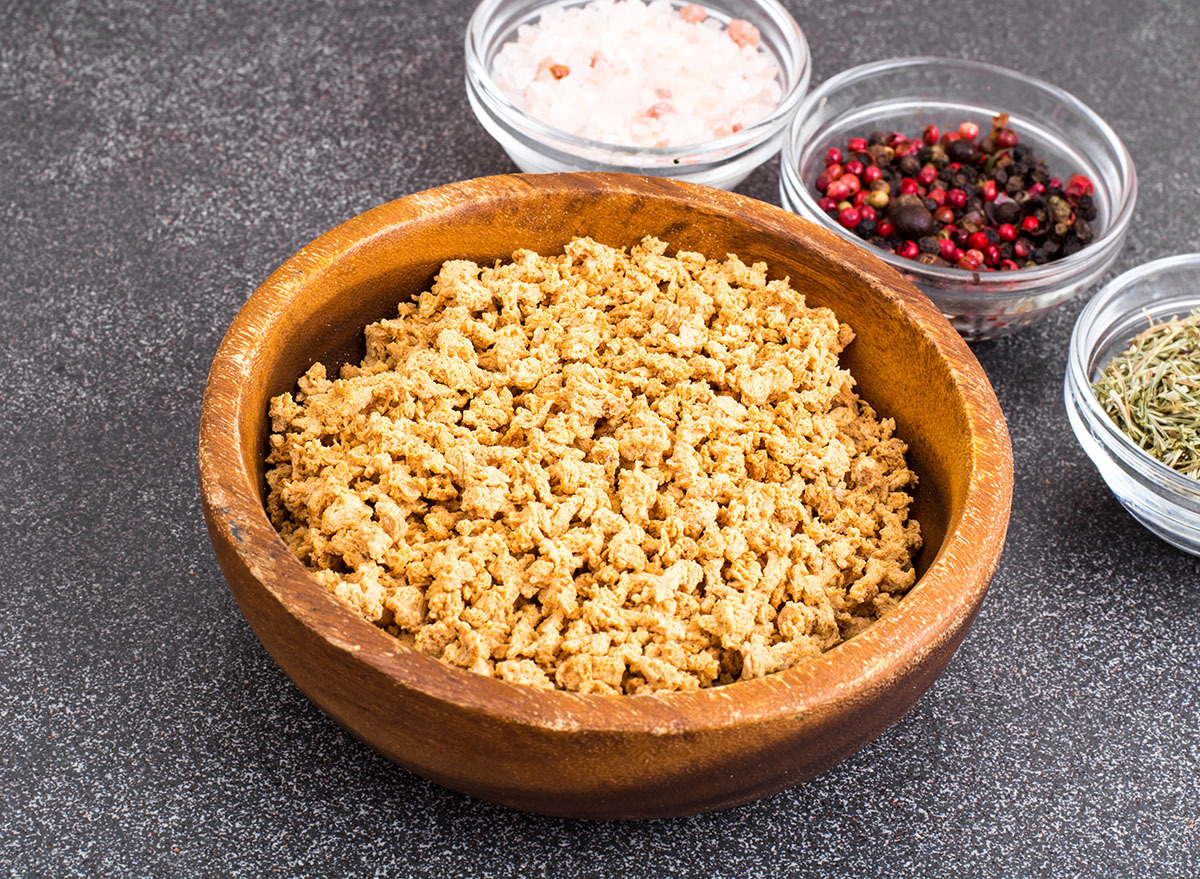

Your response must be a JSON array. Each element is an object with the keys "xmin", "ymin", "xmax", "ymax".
[
  {"xmin": 1065, "ymin": 254, "xmax": 1200, "ymax": 557},
  {"xmin": 779, "ymin": 56, "xmax": 1137, "ymax": 340}
]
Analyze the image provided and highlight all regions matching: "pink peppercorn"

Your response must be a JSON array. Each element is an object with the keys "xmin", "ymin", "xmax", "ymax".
[
  {"xmin": 939, "ymin": 238, "xmax": 959, "ymax": 261},
  {"xmin": 862, "ymin": 165, "xmax": 882, "ymax": 184},
  {"xmin": 840, "ymin": 173, "xmax": 861, "ymax": 195},
  {"xmin": 897, "ymin": 240, "xmax": 919, "ymax": 259},
  {"xmin": 817, "ymin": 196, "xmax": 837, "ymax": 213},
  {"xmin": 899, "ymin": 178, "xmax": 918, "ymax": 194},
  {"xmin": 859, "ymin": 205, "xmax": 877, "ymax": 222},
  {"xmin": 838, "ymin": 207, "xmax": 860, "ymax": 229},
  {"xmin": 825, "ymin": 147, "xmax": 843, "ymax": 166},
  {"xmin": 825, "ymin": 180, "xmax": 850, "ymax": 201},
  {"xmin": 847, "ymin": 137, "xmax": 868, "ymax": 152},
  {"xmin": 947, "ymin": 189, "xmax": 967, "ymax": 209},
  {"xmin": 959, "ymin": 249, "xmax": 984, "ymax": 270},
  {"xmin": 1066, "ymin": 174, "xmax": 1094, "ymax": 200},
  {"xmin": 995, "ymin": 127, "xmax": 1018, "ymax": 149},
  {"xmin": 997, "ymin": 223, "xmax": 1017, "ymax": 242},
  {"xmin": 876, "ymin": 220, "xmax": 895, "ymax": 238}
]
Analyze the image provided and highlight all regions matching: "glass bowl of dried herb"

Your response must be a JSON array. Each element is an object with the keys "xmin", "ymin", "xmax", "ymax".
[{"xmin": 1065, "ymin": 253, "xmax": 1200, "ymax": 556}]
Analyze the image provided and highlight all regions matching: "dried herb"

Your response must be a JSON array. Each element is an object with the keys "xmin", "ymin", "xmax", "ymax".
[{"xmin": 1092, "ymin": 309, "xmax": 1200, "ymax": 478}]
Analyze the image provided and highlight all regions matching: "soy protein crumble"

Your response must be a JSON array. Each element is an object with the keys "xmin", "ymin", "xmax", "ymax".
[{"xmin": 265, "ymin": 237, "xmax": 921, "ymax": 695}]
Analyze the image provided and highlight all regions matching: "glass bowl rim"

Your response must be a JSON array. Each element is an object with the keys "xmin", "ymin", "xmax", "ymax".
[
  {"xmin": 465, "ymin": 0, "xmax": 811, "ymax": 157},
  {"xmin": 781, "ymin": 55, "xmax": 1138, "ymax": 295}
]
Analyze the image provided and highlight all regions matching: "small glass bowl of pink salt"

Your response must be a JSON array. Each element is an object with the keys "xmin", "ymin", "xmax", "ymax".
[{"xmin": 465, "ymin": 0, "xmax": 810, "ymax": 190}]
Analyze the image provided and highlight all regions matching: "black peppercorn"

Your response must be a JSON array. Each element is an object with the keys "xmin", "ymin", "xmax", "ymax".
[
  {"xmin": 868, "ymin": 144, "xmax": 894, "ymax": 166},
  {"xmin": 918, "ymin": 236, "xmax": 940, "ymax": 254},
  {"xmin": 994, "ymin": 200, "xmax": 1020, "ymax": 225},
  {"xmin": 890, "ymin": 202, "xmax": 934, "ymax": 239},
  {"xmin": 857, "ymin": 218, "xmax": 877, "ymax": 238},
  {"xmin": 946, "ymin": 138, "xmax": 976, "ymax": 163}
]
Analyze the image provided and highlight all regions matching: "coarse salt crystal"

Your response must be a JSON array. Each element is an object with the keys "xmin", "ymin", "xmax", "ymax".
[{"xmin": 491, "ymin": 0, "xmax": 781, "ymax": 148}]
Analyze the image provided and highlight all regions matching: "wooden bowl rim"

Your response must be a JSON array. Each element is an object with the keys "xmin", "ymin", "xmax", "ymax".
[{"xmin": 199, "ymin": 172, "xmax": 1012, "ymax": 735}]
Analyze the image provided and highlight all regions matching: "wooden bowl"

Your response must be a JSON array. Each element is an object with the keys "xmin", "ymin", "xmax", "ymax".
[{"xmin": 199, "ymin": 173, "xmax": 1012, "ymax": 819}]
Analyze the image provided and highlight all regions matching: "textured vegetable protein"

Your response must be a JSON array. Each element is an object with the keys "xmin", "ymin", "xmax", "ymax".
[
  {"xmin": 490, "ymin": 0, "xmax": 781, "ymax": 147},
  {"xmin": 266, "ymin": 238, "xmax": 921, "ymax": 695}
]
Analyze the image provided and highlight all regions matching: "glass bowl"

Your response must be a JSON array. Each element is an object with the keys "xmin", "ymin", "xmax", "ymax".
[
  {"xmin": 465, "ymin": 0, "xmax": 810, "ymax": 190},
  {"xmin": 1065, "ymin": 254, "xmax": 1200, "ymax": 557},
  {"xmin": 780, "ymin": 56, "xmax": 1137, "ymax": 340}
]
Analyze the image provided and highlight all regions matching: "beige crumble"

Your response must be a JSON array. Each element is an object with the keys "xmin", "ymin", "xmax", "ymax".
[{"xmin": 265, "ymin": 236, "xmax": 922, "ymax": 695}]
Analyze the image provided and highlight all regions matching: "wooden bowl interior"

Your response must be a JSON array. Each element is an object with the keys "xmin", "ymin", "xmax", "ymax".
[{"xmin": 243, "ymin": 184, "xmax": 963, "ymax": 578}]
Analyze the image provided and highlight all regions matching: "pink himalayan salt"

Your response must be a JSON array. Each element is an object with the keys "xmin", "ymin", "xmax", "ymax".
[
  {"xmin": 727, "ymin": 18, "xmax": 760, "ymax": 49},
  {"xmin": 490, "ymin": 0, "xmax": 781, "ymax": 149}
]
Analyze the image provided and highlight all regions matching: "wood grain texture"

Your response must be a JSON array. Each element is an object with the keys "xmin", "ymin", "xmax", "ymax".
[{"xmin": 198, "ymin": 173, "xmax": 1013, "ymax": 818}]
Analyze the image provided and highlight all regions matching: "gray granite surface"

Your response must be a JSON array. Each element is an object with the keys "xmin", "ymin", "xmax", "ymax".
[{"xmin": 3, "ymin": 0, "xmax": 1199, "ymax": 875}]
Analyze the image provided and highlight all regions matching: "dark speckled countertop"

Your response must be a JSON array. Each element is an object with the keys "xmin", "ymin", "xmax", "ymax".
[{"xmin": 3, "ymin": 0, "xmax": 1199, "ymax": 875}]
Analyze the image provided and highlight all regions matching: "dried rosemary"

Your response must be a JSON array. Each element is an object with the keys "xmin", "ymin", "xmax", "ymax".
[{"xmin": 1092, "ymin": 309, "xmax": 1200, "ymax": 478}]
